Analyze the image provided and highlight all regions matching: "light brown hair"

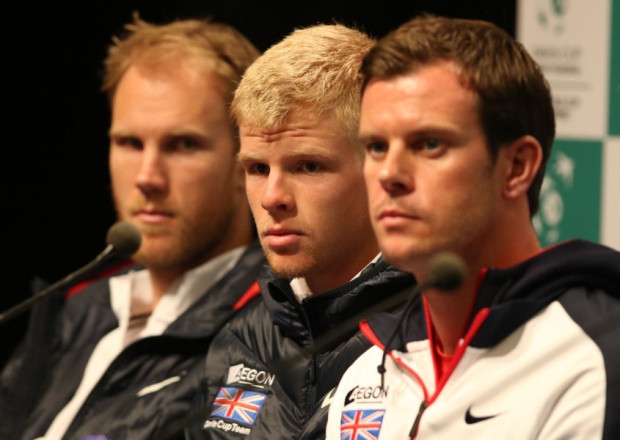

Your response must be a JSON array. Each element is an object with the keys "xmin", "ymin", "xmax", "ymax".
[
  {"xmin": 361, "ymin": 14, "xmax": 555, "ymax": 216},
  {"xmin": 102, "ymin": 12, "xmax": 260, "ymax": 106}
]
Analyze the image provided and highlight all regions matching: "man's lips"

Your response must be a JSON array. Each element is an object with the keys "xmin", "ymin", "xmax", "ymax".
[
  {"xmin": 261, "ymin": 227, "xmax": 304, "ymax": 248},
  {"xmin": 132, "ymin": 208, "xmax": 174, "ymax": 223},
  {"xmin": 377, "ymin": 208, "xmax": 419, "ymax": 227}
]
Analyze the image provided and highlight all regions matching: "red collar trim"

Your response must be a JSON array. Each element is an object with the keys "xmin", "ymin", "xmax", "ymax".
[
  {"xmin": 65, "ymin": 260, "xmax": 135, "ymax": 300},
  {"xmin": 233, "ymin": 280, "xmax": 261, "ymax": 311}
]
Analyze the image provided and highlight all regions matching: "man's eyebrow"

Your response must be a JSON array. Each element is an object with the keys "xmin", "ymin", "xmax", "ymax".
[
  {"xmin": 237, "ymin": 149, "xmax": 339, "ymax": 168},
  {"xmin": 359, "ymin": 126, "xmax": 459, "ymax": 141},
  {"xmin": 109, "ymin": 128, "xmax": 132, "ymax": 138},
  {"xmin": 236, "ymin": 150, "xmax": 262, "ymax": 162},
  {"xmin": 358, "ymin": 132, "xmax": 381, "ymax": 142},
  {"xmin": 165, "ymin": 128, "xmax": 206, "ymax": 137}
]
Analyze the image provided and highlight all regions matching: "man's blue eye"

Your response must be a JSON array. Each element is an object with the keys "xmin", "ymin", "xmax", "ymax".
[
  {"xmin": 303, "ymin": 163, "xmax": 321, "ymax": 172},
  {"xmin": 425, "ymin": 139, "xmax": 440, "ymax": 149},
  {"xmin": 253, "ymin": 164, "xmax": 269, "ymax": 174},
  {"xmin": 367, "ymin": 142, "xmax": 387, "ymax": 154},
  {"xmin": 179, "ymin": 138, "xmax": 198, "ymax": 149}
]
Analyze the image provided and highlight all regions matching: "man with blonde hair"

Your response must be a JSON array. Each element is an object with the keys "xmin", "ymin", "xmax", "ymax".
[
  {"xmin": 0, "ymin": 14, "xmax": 265, "ymax": 440},
  {"xmin": 186, "ymin": 23, "xmax": 415, "ymax": 439}
]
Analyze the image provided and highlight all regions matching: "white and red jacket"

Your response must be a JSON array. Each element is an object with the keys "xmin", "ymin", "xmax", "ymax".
[{"xmin": 327, "ymin": 240, "xmax": 620, "ymax": 439}]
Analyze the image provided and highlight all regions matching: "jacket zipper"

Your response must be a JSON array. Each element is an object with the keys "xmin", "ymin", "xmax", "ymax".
[
  {"xmin": 361, "ymin": 305, "xmax": 491, "ymax": 439},
  {"xmin": 409, "ymin": 400, "xmax": 428, "ymax": 439},
  {"xmin": 64, "ymin": 348, "xmax": 134, "ymax": 438},
  {"xmin": 63, "ymin": 334, "xmax": 197, "ymax": 439}
]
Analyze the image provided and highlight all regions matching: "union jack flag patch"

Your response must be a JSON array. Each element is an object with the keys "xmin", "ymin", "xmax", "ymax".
[
  {"xmin": 340, "ymin": 409, "xmax": 385, "ymax": 440},
  {"xmin": 210, "ymin": 387, "xmax": 267, "ymax": 425}
]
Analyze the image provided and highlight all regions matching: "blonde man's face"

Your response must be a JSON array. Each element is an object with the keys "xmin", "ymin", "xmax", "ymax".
[{"xmin": 238, "ymin": 111, "xmax": 378, "ymax": 293}]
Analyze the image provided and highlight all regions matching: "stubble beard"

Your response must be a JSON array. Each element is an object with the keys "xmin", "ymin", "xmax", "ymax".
[
  {"xmin": 121, "ymin": 203, "xmax": 239, "ymax": 275},
  {"xmin": 261, "ymin": 239, "xmax": 318, "ymax": 281}
]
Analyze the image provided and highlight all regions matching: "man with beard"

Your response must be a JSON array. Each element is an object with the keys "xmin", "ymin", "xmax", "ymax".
[
  {"xmin": 186, "ymin": 23, "xmax": 416, "ymax": 439},
  {"xmin": 0, "ymin": 14, "xmax": 265, "ymax": 440}
]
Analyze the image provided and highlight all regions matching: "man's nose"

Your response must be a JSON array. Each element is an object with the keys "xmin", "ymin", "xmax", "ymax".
[
  {"xmin": 135, "ymin": 148, "xmax": 168, "ymax": 196},
  {"xmin": 377, "ymin": 147, "xmax": 415, "ymax": 194},
  {"xmin": 260, "ymin": 171, "xmax": 295, "ymax": 212}
]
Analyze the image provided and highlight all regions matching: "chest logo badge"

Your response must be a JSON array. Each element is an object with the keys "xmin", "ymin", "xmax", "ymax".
[{"xmin": 465, "ymin": 406, "xmax": 499, "ymax": 424}]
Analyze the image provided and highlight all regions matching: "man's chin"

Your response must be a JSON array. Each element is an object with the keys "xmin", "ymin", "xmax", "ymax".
[
  {"xmin": 266, "ymin": 253, "xmax": 314, "ymax": 280},
  {"xmin": 131, "ymin": 237, "xmax": 176, "ymax": 264},
  {"xmin": 134, "ymin": 223, "xmax": 174, "ymax": 236},
  {"xmin": 380, "ymin": 243, "xmax": 426, "ymax": 273}
]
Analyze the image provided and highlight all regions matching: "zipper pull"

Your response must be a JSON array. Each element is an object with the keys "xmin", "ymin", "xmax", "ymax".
[
  {"xmin": 309, "ymin": 357, "xmax": 316, "ymax": 384},
  {"xmin": 409, "ymin": 400, "xmax": 428, "ymax": 439}
]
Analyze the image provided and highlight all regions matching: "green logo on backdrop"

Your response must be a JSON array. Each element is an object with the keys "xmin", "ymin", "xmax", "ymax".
[
  {"xmin": 533, "ymin": 139, "xmax": 601, "ymax": 246},
  {"xmin": 552, "ymin": 0, "xmax": 567, "ymax": 15},
  {"xmin": 537, "ymin": 0, "xmax": 568, "ymax": 34}
]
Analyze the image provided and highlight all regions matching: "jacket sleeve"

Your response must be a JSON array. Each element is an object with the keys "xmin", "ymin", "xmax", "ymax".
[
  {"xmin": 0, "ymin": 287, "xmax": 65, "ymax": 440},
  {"xmin": 541, "ymin": 288, "xmax": 620, "ymax": 439}
]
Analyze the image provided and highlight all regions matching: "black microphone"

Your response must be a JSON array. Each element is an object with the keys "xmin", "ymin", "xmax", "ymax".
[
  {"xmin": 270, "ymin": 251, "xmax": 468, "ymax": 373},
  {"xmin": 421, "ymin": 251, "xmax": 468, "ymax": 292},
  {"xmin": 372, "ymin": 251, "xmax": 467, "ymax": 391},
  {"xmin": 0, "ymin": 221, "xmax": 142, "ymax": 326}
]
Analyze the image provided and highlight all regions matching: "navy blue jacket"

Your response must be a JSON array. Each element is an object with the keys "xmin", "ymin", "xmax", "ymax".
[
  {"xmin": 0, "ymin": 241, "xmax": 266, "ymax": 440},
  {"xmin": 187, "ymin": 257, "xmax": 416, "ymax": 439}
]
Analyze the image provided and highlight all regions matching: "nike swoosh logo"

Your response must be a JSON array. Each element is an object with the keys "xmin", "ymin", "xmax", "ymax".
[
  {"xmin": 136, "ymin": 376, "xmax": 181, "ymax": 397},
  {"xmin": 465, "ymin": 406, "xmax": 499, "ymax": 424}
]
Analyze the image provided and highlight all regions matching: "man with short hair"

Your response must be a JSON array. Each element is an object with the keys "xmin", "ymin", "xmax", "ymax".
[
  {"xmin": 187, "ymin": 24, "xmax": 415, "ymax": 439},
  {"xmin": 327, "ymin": 15, "xmax": 620, "ymax": 439},
  {"xmin": 0, "ymin": 15, "xmax": 265, "ymax": 440}
]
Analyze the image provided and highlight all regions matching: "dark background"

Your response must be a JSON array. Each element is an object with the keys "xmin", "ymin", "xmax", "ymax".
[{"xmin": 1, "ymin": 1, "xmax": 515, "ymax": 367}]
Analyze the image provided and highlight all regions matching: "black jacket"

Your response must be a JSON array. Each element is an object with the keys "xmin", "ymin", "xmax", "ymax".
[
  {"xmin": 187, "ymin": 257, "xmax": 416, "ymax": 439},
  {"xmin": 0, "ymin": 241, "xmax": 266, "ymax": 440}
]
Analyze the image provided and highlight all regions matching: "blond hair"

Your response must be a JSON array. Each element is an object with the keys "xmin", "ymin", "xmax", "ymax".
[
  {"xmin": 231, "ymin": 24, "xmax": 374, "ymax": 145},
  {"xmin": 102, "ymin": 12, "xmax": 260, "ymax": 104}
]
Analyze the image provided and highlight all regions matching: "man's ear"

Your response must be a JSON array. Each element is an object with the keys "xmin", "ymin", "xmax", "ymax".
[{"xmin": 501, "ymin": 135, "xmax": 543, "ymax": 201}]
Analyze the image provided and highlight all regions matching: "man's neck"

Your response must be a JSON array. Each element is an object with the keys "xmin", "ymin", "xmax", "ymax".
[
  {"xmin": 148, "ymin": 269, "xmax": 184, "ymax": 307},
  {"xmin": 304, "ymin": 245, "xmax": 380, "ymax": 294},
  {"xmin": 424, "ymin": 278, "xmax": 479, "ymax": 355},
  {"xmin": 422, "ymin": 227, "xmax": 542, "ymax": 354},
  {"xmin": 146, "ymin": 224, "xmax": 254, "ymax": 307}
]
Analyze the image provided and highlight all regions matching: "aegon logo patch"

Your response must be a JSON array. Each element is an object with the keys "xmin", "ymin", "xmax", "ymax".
[
  {"xmin": 344, "ymin": 385, "xmax": 389, "ymax": 406},
  {"xmin": 226, "ymin": 363, "xmax": 276, "ymax": 388}
]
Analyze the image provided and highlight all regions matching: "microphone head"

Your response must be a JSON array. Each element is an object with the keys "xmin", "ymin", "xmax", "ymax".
[
  {"xmin": 106, "ymin": 221, "xmax": 142, "ymax": 258},
  {"xmin": 428, "ymin": 251, "xmax": 468, "ymax": 291}
]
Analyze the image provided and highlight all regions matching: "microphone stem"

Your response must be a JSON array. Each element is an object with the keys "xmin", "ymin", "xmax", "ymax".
[
  {"xmin": 0, "ymin": 245, "xmax": 115, "ymax": 325},
  {"xmin": 270, "ymin": 281, "xmax": 419, "ymax": 374}
]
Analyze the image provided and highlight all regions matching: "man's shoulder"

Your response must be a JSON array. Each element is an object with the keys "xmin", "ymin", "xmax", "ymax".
[
  {"xmin": 555, "ymin": 284, "xmax": 620, "ymax": 344},
  {"xmin": 64, "ymin": 262, "xmax": 141, "ymax": 312},
  {"xmin": 221, "ymin": 241, "xmax": 269, "ymax": 302},
  {"xmin": 214, "ymin": 296, "xmax": 288, "ymax": 357},
  {"xmin": 166, "ymin": 244, "xmax": 266, "ymax": 336}
]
